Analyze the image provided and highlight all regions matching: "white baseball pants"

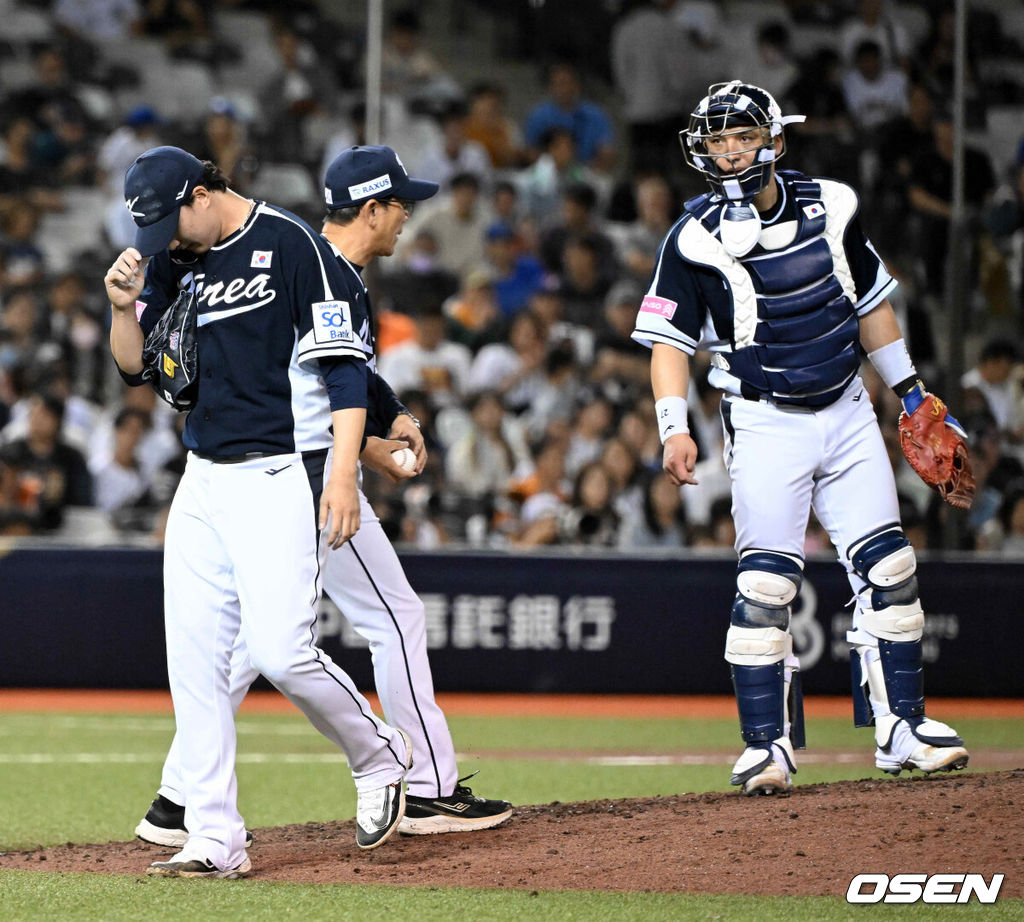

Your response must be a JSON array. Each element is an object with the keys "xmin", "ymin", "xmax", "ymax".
[{"xmin": 162, "ymin": 452, "xmax": 409, "ymax": 870}]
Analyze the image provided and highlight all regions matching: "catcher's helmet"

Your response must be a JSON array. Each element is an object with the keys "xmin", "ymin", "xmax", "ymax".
[{"xmin": 681, "ymin": 81, "xmax": 805, "ymax": 202}]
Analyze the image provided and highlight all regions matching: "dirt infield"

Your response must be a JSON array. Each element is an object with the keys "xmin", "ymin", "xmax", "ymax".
[{"xmin": 2, "ymin": 770, "xmax": 1021, "ymax": 896}]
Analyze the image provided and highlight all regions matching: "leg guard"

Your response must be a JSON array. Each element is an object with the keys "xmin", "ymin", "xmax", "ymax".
[
  {"xmin": 726, "ymin": 551, "xmax": 802, "ymax": 748},
  {"xmin": 847, "ymin": 528, "xmax": 967, "ymax": 771}
]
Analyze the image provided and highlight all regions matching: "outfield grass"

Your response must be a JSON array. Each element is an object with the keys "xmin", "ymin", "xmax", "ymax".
[{"xmin": 0, "ymin": 708, "xmax": 1020, "ymax": 920}]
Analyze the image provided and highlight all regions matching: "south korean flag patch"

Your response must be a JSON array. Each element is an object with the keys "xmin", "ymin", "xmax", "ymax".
[
  {"xmin": 313, "ymin": 300, "xmax": 354, "ymax": 345},
  {"xmin": 802, "ymin": 203, "xmax": 825, "ymax": 220}
]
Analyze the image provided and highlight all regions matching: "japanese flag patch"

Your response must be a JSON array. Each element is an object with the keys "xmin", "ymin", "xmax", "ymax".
[
  {"xmin": 313, "ymin": 300, "xmax": 354, "ymax": 345},
  {"xmin": 251, "ymin": 250, "xmax": 272, "ymax": 268}
]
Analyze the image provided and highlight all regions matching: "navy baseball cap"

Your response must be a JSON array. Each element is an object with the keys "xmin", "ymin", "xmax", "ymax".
[
  {"xmin": 123, "ymin": 146, "xmax": 205, "ymax": 256},
  {"xmin": 324, "ymin": 145, "xmax": 438, "ymax": 210}
]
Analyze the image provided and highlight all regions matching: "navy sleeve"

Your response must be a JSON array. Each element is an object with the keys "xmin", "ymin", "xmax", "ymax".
[{"xmin": 321, "ymin": 357, "xmax": 368, "ymax": 411}]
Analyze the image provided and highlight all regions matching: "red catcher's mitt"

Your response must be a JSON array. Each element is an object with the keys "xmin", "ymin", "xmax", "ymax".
[{"xmin": 898, "ymin": 394, "xmax": 976, "ymax": 509}]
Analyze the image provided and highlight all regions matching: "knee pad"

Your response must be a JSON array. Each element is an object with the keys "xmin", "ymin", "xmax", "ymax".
[
  {"xmin": 849, "ymin": 528, "xmax": 924, "ymax": 642},
  {"xmin": 726, "ymin": 551, "xmax": 802, "ymax": 665}
]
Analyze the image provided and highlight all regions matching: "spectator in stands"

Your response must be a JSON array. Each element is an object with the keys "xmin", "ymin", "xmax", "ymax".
[
  {"xmin": 444, "ymin": 389, "xmax": 531, "ymax": 504},
  {"xmin": 558, "ymin": 460, "xmax": 620, "ymax": 547},
  {"xmin": 508, "ymin": 434, "xmax": 570, "ymax": 548},
  {"xmin": 0, "ymin": 392, "xmax": 92, "ymax": 532},
  {"xmin": 464, "ymin": 82, "xmax": 525, "ymax": 169},
  {"xmin": 841, "ymin": 40, "xmax": 909, "ymax": 134},
  {"xmin": 961, "ymin": 339, "xmax": 1024, "ymax": 453},
  {"xmin": 380, "ymin": 227, "xmax": 460, "ymax": 317},
  {"xmin": 259, "ymin": 23, "xmax": 333, "ymax": 163},
  {"xmin": 99, "ymin": 105, "xmax": 165, "ymax": 250},
  {"xmin": 538, "ymin": 182, "xmax": 616, "ymax": 279},
  {"xmin": 838, "ymin": 0, "xmax": 910, "ymax": 71},
  {"xmin": 467, "ymin": 310, "xmax": 548, "ymax": 413},
  {"xmin": 517, "ymin": 127, "xmax": 608, "ymax": 225},
  {"xmin": 617, "ymin": 403, "xmax": 662, "ymax": 474},
  {"xmin": 44, "ymin": 270, "xmax": 107, "ymax": 405},
  {"xmin": 192, "ymin": 97, "xmax": 256, "ymax": 193},
  {"xmin": 616, "ymin": 174, "xmax": 674, "ymax": 282},
  {"xmin": 564, "ymin": 393, "xmax": 613, "ymax": 478},
  {"xmin": 416, "ymin": 100, "xmax": 492, "ymax": 193},
  {"xmin": 611, "ymin": 0, "xmax": 686, "ymax": 174},
  {"xmin": 396, "ymin": 172, "xmax": 489, "ymax": 280},
  {"xmin": 2, "ymin": 46, "xmax": 91, "ymax": 134},
  {"xmin": 523, "ymin": 62, "xmax": 616, "ymax": 173},
  {"xmin": 557, "ymin": 234, "xmax": 612, "ymax": 328},
  {"xmin": 618, "ymin": 470, "xmax": 687, "ymax": 549},
  {"xmin": 139, "ymin": 0, "xmax": 211, "ymax": 58},
  {"xmin": 91, "ymin": 407, "xmax": 152, "ymax": 514},
  {"xmin": 519, "ymin": 341, "xmax": 580, "ymax": 443},
  {"xmin": 0, "ymin": 204, "xmax": 46, "ymax": 290},
  {"xmin": 376, "ymin": 303, "xmax": 472, "ymax": 408},
  {"xmin": 907, "ymin": 110, "xmax": 995, "ymax": 294},
  {"xmin": 0, "ymin": 117, "xmax": 63, "ymax": 214},
  {"xmin": 55, "ymin": 0, "xmax": 142, "ymax": 44},
  {"xmin": 0, "ymin": 287, "xmax": 47, "ymax": 381},
  {"xmin": 786, "ymin": 48, "xmax": 857, "ymax": 184},
  {"xmin": 443, "ymin": 268, "xmax": 505, "ymax": 353},
  {"xmin": 743, "ymin": 21, "xmax": 798, "ymax": 103},
  {"xmin": 590, "ymin": 279, "xmax": 650, "ymax": 400},
  {"xmin": 381, "ymin": 7, "xmax": 449, "ymax": 101},
  {"xmin": 994, "ymin": 486, "xmax": 1024, "ymax": 557},
  {"xmin": 482, "ymin": 221, "xmax": 546, "ymax": 319}
]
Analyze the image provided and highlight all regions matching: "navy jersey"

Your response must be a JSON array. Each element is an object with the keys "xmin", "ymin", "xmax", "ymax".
[
  {"xmin": 325, "ymin": 242, "xmax": 406, "ymax": 440},
  {"xmin": 130, "ymin": 202, "xmax": 369, "ymax": 457},
  {"xmin": 632, "ymin": 170, "xmax": 896, "ymax": 407}
]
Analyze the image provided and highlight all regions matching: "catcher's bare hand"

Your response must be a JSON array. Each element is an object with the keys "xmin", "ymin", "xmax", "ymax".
[
  {"xmin": 361, "ymin": 436, "xmax": 417, "ymax": 482},
  {"xmin": 104, "ymin": 248, "xmax": 148, "ymax": 311},
  {"xmin": 319, "ymin": 474, "xmax": 360, "ymax": 548},
  {"xmin": 663, "ymin": 432, "xmax": 699, "ymax": 486}
]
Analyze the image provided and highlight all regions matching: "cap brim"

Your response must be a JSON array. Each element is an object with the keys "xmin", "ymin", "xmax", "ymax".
[
  {"xmin": 134, "ymin": 208, "xmax": 181, "ymax": 257},
  {"xmin": 393, "ymin": 177, "xmax": 439, "ymax": 201}
]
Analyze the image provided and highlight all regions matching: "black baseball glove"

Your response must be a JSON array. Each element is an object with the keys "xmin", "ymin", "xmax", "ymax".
[{"xmin": 140, "ymin": 289, "xmax": 199, "ymax": 411}]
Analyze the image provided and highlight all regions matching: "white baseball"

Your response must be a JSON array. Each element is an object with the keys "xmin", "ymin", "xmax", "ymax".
[{"xmin": 391, "ymin": 446, "xmax": 417, "ymax": 473}]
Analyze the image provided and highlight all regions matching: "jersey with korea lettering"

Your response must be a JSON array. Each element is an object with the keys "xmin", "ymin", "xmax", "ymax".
[
  {"xmin": 631, "ymin": 171, "xmax": 896, "ymax": 408},
  {"xmin": 132, "ymin": 201, "xmax": 369, "ymax": 457}
]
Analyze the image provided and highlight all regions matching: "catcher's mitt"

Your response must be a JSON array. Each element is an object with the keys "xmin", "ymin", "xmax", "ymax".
[
  {"xmin": 140, "ymin": 289, "xmax": 199, "ymax": 411},
  {"xmin": 898, "ymin": 392, "xmax": 975, "ymax": 510}
]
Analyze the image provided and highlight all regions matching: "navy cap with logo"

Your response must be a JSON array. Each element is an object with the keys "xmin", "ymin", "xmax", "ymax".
[
  {"xmin": 324, "ymin": 145, "xmax": 438, "ymax": 210},
  {"xmin": 123, "ymin": 146, "xmax": 205, "ymax": 256}
]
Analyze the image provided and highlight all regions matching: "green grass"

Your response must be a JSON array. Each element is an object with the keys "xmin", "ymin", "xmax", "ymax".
[
  {"xmin": 0, "ymin": 709, "xmax": 1020, "ymax": 920},
  {"xmin": 0, "ymin": 873, "xmax": 1019, "ymax": 922}
]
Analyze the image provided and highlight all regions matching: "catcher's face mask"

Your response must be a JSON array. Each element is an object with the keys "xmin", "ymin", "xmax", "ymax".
[{"xmin": 682, "ymin": 81, "xmax": 805, "ymax": 202}]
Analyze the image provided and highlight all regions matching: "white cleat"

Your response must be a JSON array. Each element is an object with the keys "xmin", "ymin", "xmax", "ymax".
[
  {"xmin": 730, "ymin": 738, "xmax": 795, "ymax": 796},
  {"xmin": 875, "ymin": 717, "xmax": 969, "ymax": 775}
]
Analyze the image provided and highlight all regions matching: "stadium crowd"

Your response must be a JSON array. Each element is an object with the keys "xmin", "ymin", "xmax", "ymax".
[{"xmin": 2, "ymin": 0, "xmax": 1024, "ymax": 556}]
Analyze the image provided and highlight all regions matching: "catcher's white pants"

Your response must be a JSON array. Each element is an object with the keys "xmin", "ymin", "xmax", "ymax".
[
  {"xmin": 162, "ymin": 453, "xmax": 409, "ymax": 870},
  {"xmin": 723, "ymin": 378, "xmax": 900, "ymax": 592},
  {"xmin": 159, "ymin": 482, "xmax": 457, "ymax": 809}
]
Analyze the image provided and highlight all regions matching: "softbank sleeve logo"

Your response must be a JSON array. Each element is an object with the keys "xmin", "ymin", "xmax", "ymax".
[
  {"xmin": 847, "ymin": 873, "xmax": 1004, "ymax": 904},
  {"xmin": 348, "ymin": 173, "xmax": 393, "ymax": 201}
]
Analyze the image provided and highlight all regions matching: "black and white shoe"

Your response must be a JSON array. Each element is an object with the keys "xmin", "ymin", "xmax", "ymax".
[
  {"xmin": 399, "ymin": 774, "xmax": 513, "ymax": 835},
  {"xmin": 355, "ymin": 729, "xmax": 412, "ymax": 850},
  {"xmin": 136, "ymin": 795, "xmax": 253, "ymax": 848},
  {"xmin": 148, "ymin": 852, "xmax": 252, "ymax": 879}
]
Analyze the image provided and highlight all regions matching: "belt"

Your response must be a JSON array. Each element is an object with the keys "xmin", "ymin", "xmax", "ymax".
[{"xmin": 193, "ymin": 451, "xmax": 282, "ymax": 464}]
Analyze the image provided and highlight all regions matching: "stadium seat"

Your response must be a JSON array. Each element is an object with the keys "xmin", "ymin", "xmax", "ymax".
[{"xmin": 248, "ymin": 163, "xmax": 318, "ymax": 209}]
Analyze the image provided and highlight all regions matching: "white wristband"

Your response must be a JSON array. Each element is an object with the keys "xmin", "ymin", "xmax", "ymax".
[
  {"xmin": 655, "ymin": 396, "xmax": 689, "ymax": 443},
  {"xmin": 867, "ymin": 339, "xmax": 917, "ymax": 391}
]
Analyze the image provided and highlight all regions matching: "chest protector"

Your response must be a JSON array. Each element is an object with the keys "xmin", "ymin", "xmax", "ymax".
[{"xmin": 678, "ymin": 171, "xmax": 861, "ymax": 408}]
